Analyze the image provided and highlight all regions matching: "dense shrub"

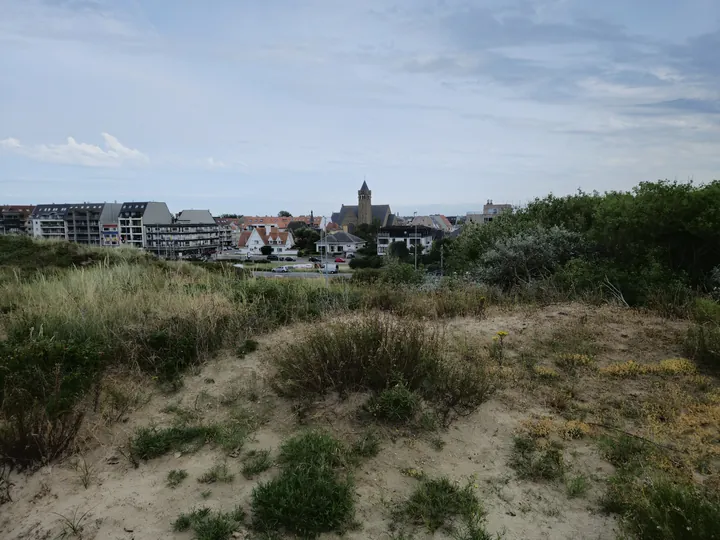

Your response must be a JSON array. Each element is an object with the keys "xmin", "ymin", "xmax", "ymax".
[
  {"xmin": 602, "ymin": 475, "xmax": 720, "ymax": 540},
  {"xmin": 684, "ymin": 323, "xmax": 720, "ymax": 373},
  {"xmin": 271, "ymin": 315, "xmax": 499, "ymax": 422},
  {"xmin": 363, "ymin": 384, "xmax": 420, "ymax": 424},
  {"xmin": 350, "ymin": 268, "xmax": 383, "ymax": 284},
  {"xmin": 0, "ymin": 338, "xmax": 104, "ymax": 466},
  {"xmin": 348, "ymin": 255, "xmax": 383, "ymax": 269},
  {"xmin": 448, "ymin": 180, "xmax": 720, "ymax": 307},
  {"xmin": 472, "ymin": 225, "xmax": 583, "ymax": 289},
  {"xmin": 271, "ymin": 315, "xmax": 442, "ymax": 397}
]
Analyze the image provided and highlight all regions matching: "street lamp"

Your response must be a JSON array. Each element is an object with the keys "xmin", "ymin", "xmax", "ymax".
[{"xmin": 413, "ymin": 211, "xmax": 418, "ymax": 270}]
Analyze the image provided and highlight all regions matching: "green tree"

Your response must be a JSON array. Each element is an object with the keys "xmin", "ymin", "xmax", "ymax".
[
  {"xmin": 278, "ymin": 210, "xmax": 292, "ymax": 218},
  {"xmin": 292, "ymin": 227, "xmax": 321, "ymax": 253},
  {"xmin": 260, "ymin": 245, "xmax": 273, "ymax": 256},
  {"xmin": 388, "ymin": 241, "xmax": 410, "ymax": 261}
]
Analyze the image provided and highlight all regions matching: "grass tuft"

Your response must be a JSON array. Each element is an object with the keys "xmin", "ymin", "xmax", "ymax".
[
  {"xmin": 198, "ymin": 463, "xmax": 234, "ymax": 484},
  {"xmin": 129, "ymin": 425, "xmax": 218, "ymax": 460},
  {"xmin": 251, "ymin": 431, "xmax": 355, "ymax": 538},
  {"xmin": 173, "ymin": 506, "xmax": 245, "ymax": 540},
  {"xmin": 565, "ymin": 474, "xmax": 589, "ymax": 498},
  {"xmin": 396, "ymin": 476, "xmax": 484, "ymax": 533},
  {"xmin": 364, "ymin": 384, "xmax": 420, "ymax": 424},
  {"xmin": 510, "ymin": 435, "xmax": 565, "ymax": 481},
  {"xmin": 167, "ymin": 469, "xmax": 189, "ymax": 488},
  {"xmin": 242, "ymin": 449, "xmax": 272, "ymax": 479}
]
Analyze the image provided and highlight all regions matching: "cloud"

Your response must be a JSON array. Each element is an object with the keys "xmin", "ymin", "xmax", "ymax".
[
  {"xmin": 0, "ymin": 132, "xmax": 149, "ymax": 167},
  {"xmin": 205, "ymin": 157, "xmax": 227, "ymax": 169}
]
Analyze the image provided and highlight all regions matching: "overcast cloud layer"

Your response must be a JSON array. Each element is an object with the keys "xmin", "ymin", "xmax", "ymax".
[{"xmin": 1, "ymin": 0, "xmax": 718, "ymax": 216}]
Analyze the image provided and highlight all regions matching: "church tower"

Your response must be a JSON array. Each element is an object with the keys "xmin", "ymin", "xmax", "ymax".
[{"xmin": 358, "ymin": 180, "xmax": 372, "ymax": 225}]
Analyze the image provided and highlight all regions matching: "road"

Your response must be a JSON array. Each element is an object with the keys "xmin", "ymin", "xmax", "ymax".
[{"xmin": 252, "ymin": 271, "xmax": 351, "ymax": 279}]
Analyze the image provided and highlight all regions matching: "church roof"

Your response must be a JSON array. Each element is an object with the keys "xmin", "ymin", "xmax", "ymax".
[
  {"xmin": 360, "ymin": 181, "xmax": 370, "ymax": 192},
  {"xmin": 331, "ymin": 204, "xmax": 391, "ymax": 225}
]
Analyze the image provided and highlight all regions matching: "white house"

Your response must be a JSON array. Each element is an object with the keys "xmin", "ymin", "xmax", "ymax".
[
  {"xmin": 237, "ymin": 225, "xmax": 297, "ymax": 256},
  {"xmin": 315, "ymin": 231, "xmax": 366, "ymax": 256}
]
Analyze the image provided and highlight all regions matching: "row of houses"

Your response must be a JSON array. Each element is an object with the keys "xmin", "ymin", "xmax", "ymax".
[{"xmin": 1, "ymin": 193, "xmax": 510, "ymax": 258}]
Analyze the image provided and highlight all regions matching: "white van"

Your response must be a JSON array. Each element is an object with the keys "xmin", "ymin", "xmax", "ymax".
[{"xmin": 320, "ymin": 263, "xmax": 339, "ymax": 274}]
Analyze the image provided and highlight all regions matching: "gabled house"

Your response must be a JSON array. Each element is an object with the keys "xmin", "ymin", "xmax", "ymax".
[
  {"xmin": 315, "ymin": 231, "xmax": 366, "ymax": 256},
  {"xmin": 237, "ymin": 225, "xmax": 297, "ymax": 256}
]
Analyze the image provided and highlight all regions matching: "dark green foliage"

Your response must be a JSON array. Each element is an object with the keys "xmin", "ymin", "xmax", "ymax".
[
  {"xmin": 291, "ymin": 226, "xmax": 321, "ymax": 253},
  {"xmin": 242, "ymin": 449, "xmax": 272, "ymax": 479},
  {"xmin": 349, "ymin": 255, "xmax": 383, "ymax": 269},
  {"xmin": 398, "ymin": 476, "xmax": 481, "ymax": 533},
  {"xmin": 509, "ymin": 436, "xmax": 565, "ymax": 481},
  {"xmin": 692, "ymin": 298, "xmax": 720, "ymax": 324},
  {"xmin": 236, "ymin": 338, "xmax": 259, "ymax": 358},
  {"xmin": 260, "ymin": 245, "xmax": 273, "ymax": 256},
  {"xmin": 0, "ymin": 338, "xmax": 104, "ymax": 466},
  {"xmin": 602, "ymin": 475, "xmax": 720, "ymax": 540},
  {"xmin": 388, "ymin": 241, "xmax": 410, "ymax": 261},
  {"xmin": 448, "ymin": 180, "xmax": 720, "ymax": 307},
  {"xmin": 598, "ymin": 434, "xmax": 651, "ymax": 471},
  {"xmin": 684, "ymin": 323, "xmax": 720, "ymax": 373},
  {"xmin": 349, "ymin": 431, "xmax": 381, "ymax": 460},
  {"xmin": 251, "ymin": 431, "xmax": 355, "ymax": 538},
  {"xmin": 129, "ymin": 425, "xmax": 219, "ymax": 460},
  {"xmin": 364, "ymin": 384, "xmax": 420, "ymax": 424},
  {"xmin": 277, "ymin": 430, "xmax": 347, "ymax": 469},
  {"xmin": 380, "ymin": 260, "xmax": 425, "ymax": 286},
  {"xmin": 173, "ymin": 506, "xmax": 245, "ymax": 540}
]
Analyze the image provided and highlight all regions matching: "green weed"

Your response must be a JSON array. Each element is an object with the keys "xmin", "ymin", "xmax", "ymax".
[
  {"xmin": 167, "ymin": 469, "xmax": 188, "ymax": 488},
  {"xmin": 173, "ymin": 506, "xmax": 245, "ymax": 540},
  {"xmin": 396, "ymin": 476, "xmax": 482, "ymax": 533},
  {"xmin": 242, "ymin": 449, "xmax": 272, "ymax": 479},
  {"xmin": 198, "ymin": 463, "xmax": 234, "ymax": 484},
  {"xmin": 251, "ymin": 431, "xmax": 355, "ymax": 538},
  {"xmin": 509, "ymin": 436, "xmax": 565, "ymax": 481},
  {"xmin": 364, "ymin": 384, "xmax": 420, "ymax": 424}
]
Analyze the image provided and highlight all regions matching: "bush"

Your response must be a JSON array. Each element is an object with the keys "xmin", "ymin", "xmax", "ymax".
[
  {"xmin": 251, "ymin": 431, "xmax": 355, "ymax": 538},
  {"xmin": 173, "ymin": 506, "xmax": 245, "ymax": 540},
  {"xmin": 509, "ymin": 436, "xmax": 565, "ymax": 481},
  {"xmin": 397, "ymin": 476, "xmax": 482, "ymax": 533},
  {"xmin": 0, "ymin": 338, "xmax": 104, "ymax": 466},
  {"xmin": 271, "ymin": 315, "xmax": 442, "ymax": 397},
  {"xmin": 473, "ymin": 225, "xmax": 584, "ymax": 289},
  {"xmin": 693, "ymin": 298, "xmax": 720, "ymax": 324},
  {"xmin": 363, "ymin": 384, "xmax": 420, "ymax": 424},
  {"xmin": 602, "ymin": 475, "xmax": 720, "ymax": 540},
  {"xmin": 684, "ymin": 324, "xmax": 720, "ymax": 373},
  {"xmin": 380, "ymin": 260, "xmax": 425, "ymax": 286},
  {"xmin": 350, "ymin": 268, "xmax": 383, "ymax": 284},
  {"xmin": 349, "ymin": 255, "xmax": 383, "ymax": 269}
]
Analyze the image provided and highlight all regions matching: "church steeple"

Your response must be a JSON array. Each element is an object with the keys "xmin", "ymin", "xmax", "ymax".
[{"xmin": 358, "ymin": 179, "xmax": 372, "ymax": 225}]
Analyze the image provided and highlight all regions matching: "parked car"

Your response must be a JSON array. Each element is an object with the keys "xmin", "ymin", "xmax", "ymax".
[
  {"xmin": 283, "ymin": 256, "xmax": 296, "ymax": 261},
  {"xmin": 271, "ymin": 266, "xmax": 289, "ymax": 273},
  {"xmin": 346, "ymin": 253, "xmax": 355, "ymax": 259},
  {"xmin": 267, "ymin": 254, "xmax": 280, "ymax": 261},
  {"xmin": 320, "ymin": 263, "xmax": 339, "ymax": 274},
  {"xmin": 334, "ymin": 257, "xmax": 345, "ymax": 263},
  {"xmin": 309, "ymin": 256, "xmax": 321, "ymax": 263}
]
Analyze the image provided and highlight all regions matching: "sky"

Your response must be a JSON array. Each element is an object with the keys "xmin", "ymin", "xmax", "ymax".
[{"xmin": 1, "ymin": 0, "xmax": 719, "ymax": 217}]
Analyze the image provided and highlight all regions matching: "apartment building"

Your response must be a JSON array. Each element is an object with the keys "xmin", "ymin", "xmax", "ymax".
[
  {"xmin": 31, "ymin": 203, "xmax": 123, "ymax": 244},
  {"xmin": 118, "ymin": 202, "xmax": 173, "ymax": 248},
  {"xmin": 376, "ymin": 225, "xmax": 440, "ymax": 256},
  {"xmin": 466, "ymin": 200, "xmax": 513, "ymax": 225},
  {"xmin": 214, "ymin": 217, "xmax": 241, "ymax": 248},
  {"xmin": 145, "ymin": 209, "xmax": 220, "ymax": 258},
  {"xmin": 0, "ymin": 205, "xmax": 34, "ymax": 235}
]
